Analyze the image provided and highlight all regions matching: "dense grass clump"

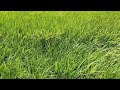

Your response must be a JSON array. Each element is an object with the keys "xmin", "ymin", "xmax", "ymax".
[{"xmin": 0, "ymin": 11, "xmax": 120, "ymax": 79}]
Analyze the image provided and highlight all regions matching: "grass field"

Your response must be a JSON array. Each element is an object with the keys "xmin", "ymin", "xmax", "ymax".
[{"xmin": 0, "ymin": 11, "xmax": 120, "ymax": 79}]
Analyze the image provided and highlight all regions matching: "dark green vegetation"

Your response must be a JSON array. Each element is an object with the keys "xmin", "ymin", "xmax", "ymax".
[{"xmin": 0, "ymin": 11, "xmax": 120, "ymax": 79}]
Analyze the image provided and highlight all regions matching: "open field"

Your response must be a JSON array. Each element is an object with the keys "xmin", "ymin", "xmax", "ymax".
[{"xmin": 0, "ymin": 11, "xmax": 120, "ymax": 79}]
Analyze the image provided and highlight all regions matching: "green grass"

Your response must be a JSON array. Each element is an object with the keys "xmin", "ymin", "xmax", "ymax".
[{"xmin": 0, "ymin": 11, "xmax": 120, "ymax": 79}]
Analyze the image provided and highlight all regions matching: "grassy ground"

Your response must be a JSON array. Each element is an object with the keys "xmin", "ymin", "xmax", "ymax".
[{"xmin": 0, "ymin": 11, "xmax": 120, "ymax": 79}]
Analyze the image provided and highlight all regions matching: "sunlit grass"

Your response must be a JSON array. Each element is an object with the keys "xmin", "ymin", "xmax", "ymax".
[{"xmin": 0, "ymin": 11, "xmax": 120, "ymax": 79}]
